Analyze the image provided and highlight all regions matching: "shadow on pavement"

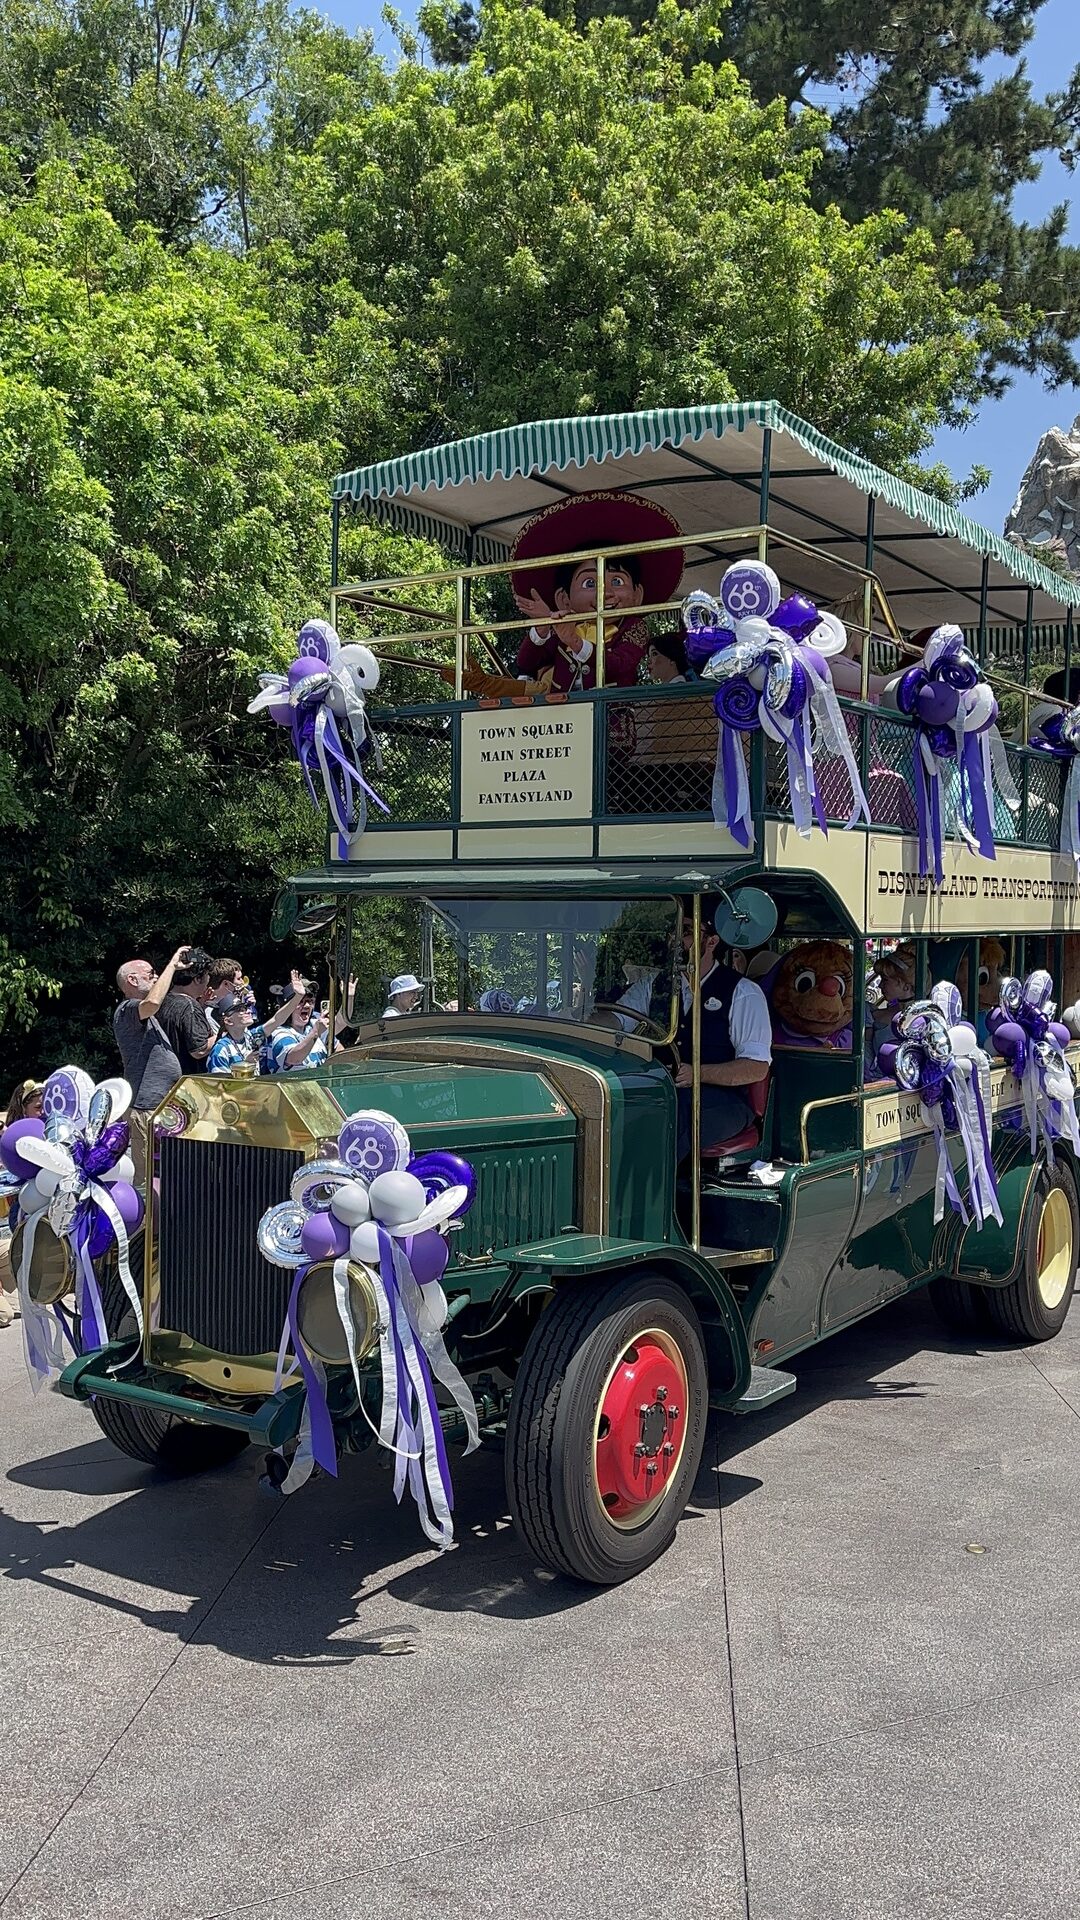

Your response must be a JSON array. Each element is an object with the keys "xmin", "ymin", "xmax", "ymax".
[{"xmin": 0, "ymin": 1288, "xmax": 1028, "ymax": 1663}]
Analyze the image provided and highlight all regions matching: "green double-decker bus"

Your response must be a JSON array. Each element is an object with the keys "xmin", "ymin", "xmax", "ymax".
[{"xmin": 55, "ymin": 402, "xmax": 1080, "ymax": 1584}]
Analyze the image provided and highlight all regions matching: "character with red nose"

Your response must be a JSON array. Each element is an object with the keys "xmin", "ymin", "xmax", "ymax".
[{"xmin": 766, "ymin": 941, "xmax": 854, "ymax": 1050}]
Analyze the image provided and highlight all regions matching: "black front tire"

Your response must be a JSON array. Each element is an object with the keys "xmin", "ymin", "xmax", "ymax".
[
  {"xmin": 90, "ymin": 1397, "xmax": 250, "ymax": 1472},
  {"xmin": 986, "ymin": 1159, "xmax": 1079, "ymax": 1343},
  {"xmin": 928, "ymin": 1275, "xmax": 992, "ymax": 1335},
  {"xmin": 506, "ymin": 1271, "xmax": 709, "ymax": 1586}
]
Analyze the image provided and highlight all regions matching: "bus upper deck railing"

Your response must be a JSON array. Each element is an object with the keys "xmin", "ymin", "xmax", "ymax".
[{"xmin": 366, "ymin": 682, "xmax": 1069, "ymax": 854}]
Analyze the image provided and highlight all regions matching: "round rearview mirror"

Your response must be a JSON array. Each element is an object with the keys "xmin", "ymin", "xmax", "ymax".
[
  {"xmin": 293, "ymin": 899, "xmax": 338, "ymax": 937},
  {"xmin": 714, "ymin": 887, "xmax": 778, "ymax": 951}
]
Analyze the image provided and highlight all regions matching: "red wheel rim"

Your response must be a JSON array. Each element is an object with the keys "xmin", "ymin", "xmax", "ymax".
[{"xmin": 593, "ymin": 1328, "xmax": 690, "ymax": 1529}]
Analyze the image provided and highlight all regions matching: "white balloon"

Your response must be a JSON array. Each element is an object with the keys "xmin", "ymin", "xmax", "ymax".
[
  {"xmin": 35, "ymin": 1166, "xmax": 62, "ymax": 1199},
  {"xmin": 963, "ymin": 684, "xmax": 996, "ymax": 733},
  {"xmin": 337, "ymin": 644, "xmax": 380, "ymax": 691},
  {"xmin": 101, "ymin": 1154, "xmax": 135, "ymax": 1185},
  {"xmin": 18, "ymin": 1136, "xmax": 72, "ymax": 1176},
  {"xmin": 414, "ymin": 1282, "xmax": 448, "ymax": 1337},
  {"xmin": 733, "ymin": 616, "xmax": 774, "ymax": 650},
  {"xmin": 20, "ymin": 1180, "xmax": 50, "ymax": 1215},
  {"xmin": 949, "ymin": 1024, "xmax": 979, "ymax": 1059},
  {"xmin": 325, "ymin": 680, "xmax": 351, "ymax": 717},
  {"xmin": 330, "ymin": 1181, "xmax": 372, "ymax": 1227},
  {"xmin": 1063, "ymin": 1002, "xmax": 1080, "ymax": 1039},
  {"xmin": 368, "ymin": 1170, "xmax": 427, "ymax": 1227},
  {"xmin": 349, "ymin": 1220, "xmax": 381, "ymax": 1265},
  {"xmin": 806, "ymin": 610, "xmax": 847, "ymax": 660}
]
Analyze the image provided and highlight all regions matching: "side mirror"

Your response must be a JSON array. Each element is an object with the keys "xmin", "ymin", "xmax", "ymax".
[{"xmin": 714, "ymin": 888, "xmax": 778, "ymax": 950}]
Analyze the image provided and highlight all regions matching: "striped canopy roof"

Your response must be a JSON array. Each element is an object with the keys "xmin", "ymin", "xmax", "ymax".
[{"xmin": 333, "ymin": 401, "xmax": 1079, "ymax": 631}]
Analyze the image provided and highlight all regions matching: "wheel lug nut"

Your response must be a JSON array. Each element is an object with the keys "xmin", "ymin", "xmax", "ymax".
[
  {"xmin": 656, "ymin": 1385, "xmax": 668, "ymax": 1400},
  {"xmin": 663, "ymin": 1442, "xmax": 674, "ymax": 1455}
]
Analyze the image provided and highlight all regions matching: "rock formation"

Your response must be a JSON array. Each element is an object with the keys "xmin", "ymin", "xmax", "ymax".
[{"xmin": 1005, "ymin": 418, "xmax": 1080, "ymax": 575}]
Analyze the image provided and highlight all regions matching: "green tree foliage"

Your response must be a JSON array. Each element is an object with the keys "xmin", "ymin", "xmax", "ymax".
[
  {"xmin": 259, "ymin": 1, "xmax": 1010, "ymax": 470},
  {"xmin": 0, "ymin": 159, "xmax": 383, "ymax": 1071},
  {"xmin": 465, "ymin": 0, "xmax": 1080, "ymax": 392}
]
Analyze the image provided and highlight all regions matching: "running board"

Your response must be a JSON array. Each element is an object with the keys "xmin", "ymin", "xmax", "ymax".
[{"xmin": 729, "ymin": 1366, "xmax": 797, "ymax": 1415}]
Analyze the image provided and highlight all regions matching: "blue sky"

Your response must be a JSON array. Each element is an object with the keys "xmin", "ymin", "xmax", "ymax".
[{"xmin": 319, "ymin": 0, "xmax": 1078, "ymax": 532}]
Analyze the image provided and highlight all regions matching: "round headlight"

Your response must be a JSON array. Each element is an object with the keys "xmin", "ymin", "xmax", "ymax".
[
  {"xmin": 11, "ymin": 1218, "xmax": 73, "ymax": 1305},
  {"xmin": 296, "ymin": 1259, "xmax": 379, "ymax": 1366}
]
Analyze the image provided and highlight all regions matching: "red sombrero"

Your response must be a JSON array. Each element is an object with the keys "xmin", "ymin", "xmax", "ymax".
[{"xmin": 510, "ymin": 490, "xmax": 685, "ymax": 606}]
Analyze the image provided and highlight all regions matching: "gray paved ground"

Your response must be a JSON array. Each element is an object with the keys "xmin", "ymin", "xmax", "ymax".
[{"xmin": 2, "ymin": 1290, "xmax": 1080, "ymax": 1920}]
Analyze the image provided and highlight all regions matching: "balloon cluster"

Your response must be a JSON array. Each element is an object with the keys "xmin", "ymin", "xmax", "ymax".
[
  {"xmin": 682, "ymin": 562, "xmax": 869, "ymax": 847},
  {"xmin": 891, "ymin": 626, "xmax": 1017, "ymax": 886},
  {"xmin": 987, "ymin": 971, "xmax": 1080, "ymax": 1162},
  {"xmin": 878, "ymin": 985, "xmax": 1001, "ymax": 1229},
  {"xmin": 0, "ymin": 1068, "xmax": 144, "ymax": 1390},
  {"xmin": 248, "ymin": 619, "xmax": 388, "ymax": 858},
  {"xmin": 1029, "ymin": 703, "xmax": 1080, "ymax": 872},
  {"xmin": 256, "ymin": 1109, "xmax": 479, "ymax": 1546}
]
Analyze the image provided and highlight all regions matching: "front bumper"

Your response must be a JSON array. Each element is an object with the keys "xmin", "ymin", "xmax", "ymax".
[{"xmin": 57, "ymin": 1344, "xmax": 305, "ymax": 1448}]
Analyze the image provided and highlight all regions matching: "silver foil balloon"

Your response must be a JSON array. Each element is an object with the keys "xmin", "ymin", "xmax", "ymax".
[
  {"xmin": 1025, "ymin": 968, "xmax": 1054, "ymax": 1013},
  {"xmin": 45, "ymin": 1116, "xmax": 78, "ymax": 1148},
  {"xmin": 702, "ymin": 639, "xmax": 763, "ymax": 684},
  {"xmin": 85, "ymin": 1087, "xmax": 112, "ymax": 1146},
  {"xmin": 892, "ymin": 1041, "xmax": 925, "ymax": 1092},
  {"xmin": 1062, "ymin": 705, "xmax": 1080, "ymax": 750},
  {"xmin": 681, "ymin": 588, "xmax": 727, "ymax": 633},
  {"xmin": 289, "ymin": 670, "xmax": 333, "ymax": 711},
  {"xmin": 999, "ymin": 976, "xmax": 1023, "ymax": 1015},
  {"xmin": 900, "ymin": 1000, "xmax": 953, "ymax": 1065},
  {"xmin": 257, "ymin": 1200, "xmax": 307, "ymax": 1268},
  {"xmin": 290, "ymin": 1158, "xmax": 356, "ymax": 1213},
  {"xmin": 763, "ymin": 646, "xmax": 793, "ymax": 713}
]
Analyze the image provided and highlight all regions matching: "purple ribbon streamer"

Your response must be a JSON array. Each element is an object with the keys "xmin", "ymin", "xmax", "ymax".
[
  {"xmin": 71, "ymin": 1206, "xmax": 107, "ymax": 1354},
  {"xmin": 961, "ymin": 731, "xmax": 995, "ymax": 859},
  {"xmin": 971, "ymin": 1070, "xmax": 999, "ymax": 1208},
  {"xmin": 720, "ymin": 725, "xmax": 750, "ymax": 847},
  {"xmin": 285, "ymin": 1265, "xmax": 338, "ymax": 1477},
  {"xmin": 377, "ymin": 1224, "xmax": 456, "ymax": 1528}
]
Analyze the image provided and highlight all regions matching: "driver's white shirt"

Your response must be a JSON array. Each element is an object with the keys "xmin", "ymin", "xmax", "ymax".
[{"xmin": 616, "ymin": 963, "xmax": 771, "ymax": 1061}]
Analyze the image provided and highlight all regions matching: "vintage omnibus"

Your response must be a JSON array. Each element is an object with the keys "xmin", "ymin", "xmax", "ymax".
[{"xmin": 43, "ymin": 401, "xmax": 1080, "ymax": 1584}]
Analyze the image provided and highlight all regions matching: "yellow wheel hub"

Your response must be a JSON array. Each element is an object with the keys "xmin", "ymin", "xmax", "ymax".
[{"xmin": 1036, "ymin": 1188, "xmax": 1074, "ymax": 1311}]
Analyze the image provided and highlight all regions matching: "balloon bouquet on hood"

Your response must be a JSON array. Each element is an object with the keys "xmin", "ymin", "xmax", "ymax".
[{"xmin": 0, "ymin": 1068, "xmax": 144, "ymax": 1391}]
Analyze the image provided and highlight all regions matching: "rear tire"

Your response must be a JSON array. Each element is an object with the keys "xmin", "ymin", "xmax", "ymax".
[
  {"xmin": 90, "ymin": 1397, "xmax": 250, "ymax": 1472},
  {"xmin": 928, "ymin": 1275, "xmax": 992, "ymax": 1335},
  {"xmin": 986, "ymin": 1160, "xmax": 1079, "ymax": 1343},
  {"xmin": 506, "ymin": 1271, "xmax": 708, "ymax": 1586}
]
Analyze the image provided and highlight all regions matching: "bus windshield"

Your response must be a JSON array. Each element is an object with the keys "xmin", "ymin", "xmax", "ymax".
[{"xmin": 356, "ymin": 895, "xmax": 682, "ymax": 1040}]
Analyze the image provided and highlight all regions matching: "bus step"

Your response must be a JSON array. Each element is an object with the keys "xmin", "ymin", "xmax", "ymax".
[{"xmin": 730, "ymin": 1366, "xmax": 796, "ymax": 1415}]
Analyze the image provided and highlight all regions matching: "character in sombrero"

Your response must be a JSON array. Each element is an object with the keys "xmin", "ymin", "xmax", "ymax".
[{"xmin": 510, "ymin": 491, "xmax": 685, "ymax": 693}]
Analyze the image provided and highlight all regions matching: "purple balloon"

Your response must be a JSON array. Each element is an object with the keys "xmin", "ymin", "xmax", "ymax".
[
  {"xmin": 268, "ymin": 695, "xmax": 293, "ymax": 727},
  {"xmin": 1, "ymin": 1118, "xmax": 46, "ymax": 1182},
  {"xmin": 876, "ymin": 1042, "xmax": 900, "ymax": 1081},
  {"xmin": 915, "ymin": 680, "xmax": 961, "ymax": 727},
  {"xmin": 1050, "ymin": 1021, "xmax": 1072, "ymax": 1050},
  {"xmin": 83, "ymin": 1121, "xmax": 130, "ymax": 1182},
  {"xmin": 107, "ymin": 1181, "xmax": 144, "ymax": 1233},
  {"xmin": 685, "ymin": 624, "xmax": 728, "ymax": 669},
  {"xmin": 407, "ymin": 1151, "xmax": 476, "ymax": 1214},
  {"xmin": 87, "ymin": 1205, "xmax": 113, "ymax": 1259},
  {"xmin": 896, "ymin": 667, "xmax": 925, "ymax": 716},
  {"xmin": 773, "ymin": 593, "xmax": 818, "ymax": 639},
  {"xmin": 300, "ymin": 1210, "xmax": 351, "ymax": 1263},
  {"xmin": 406, "ymin": 1229, "xmax": 450, "ymax": 1287},
  {"xmin": 992, "ymin": 1019, "xmax": 1027, "ymax": 1064},
  {"xmin": 287, "ymin": 656, "xmax": 325, "ymax": 690}
]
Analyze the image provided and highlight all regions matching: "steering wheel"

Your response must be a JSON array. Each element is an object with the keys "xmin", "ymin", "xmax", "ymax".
[{"xmin": 591, "ymin": 1003, "xmax": 682, "ymax": 1074}]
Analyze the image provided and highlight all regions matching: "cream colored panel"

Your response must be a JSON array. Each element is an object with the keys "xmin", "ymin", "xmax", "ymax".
[
  {"xmin": 460, "ymin": 706, "xmax": 594, "ymax": 824},
  {"xmin": 457, "ymin": 826, "xmax": 594, "ymax": 860},
  {"xmin": 764, "ymin": 821, "xmax": 867, "ymax": 906},
  {"xmin": 346, "ymin": 829, "xmax": 454, "ymax": 864},
  {"xmin": 867, "ymin": 834, "xmax": 1080, "ymax": 936},
  {"xmin": 598, "ymin": 821, "xmax": 746, "ymax": 858}
]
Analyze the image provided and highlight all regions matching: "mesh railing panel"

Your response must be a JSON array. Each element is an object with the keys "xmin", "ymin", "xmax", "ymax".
[
  {"xmin": 1025, "ymin": 750, "xmax": 1063, "ymax": 848},
  {"xmin": 767, "ymin": 708, "xmax": 868, "ymax": 825},
  {"xmin": 371, "ymin": 719, "xmax": 453, "ymax": 822},
  {"xmin": 603, "ymin": 693, "xmax": 720, "ymax": 816}
]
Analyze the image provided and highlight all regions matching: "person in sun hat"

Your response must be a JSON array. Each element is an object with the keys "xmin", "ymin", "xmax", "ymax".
[
  {"xmin": 510, "ymin": 490, "xmax": 685, "ymax": 693},
  {"xmin": 382, "ymin": 973, "xmax": 424, "ymax": 1019}
]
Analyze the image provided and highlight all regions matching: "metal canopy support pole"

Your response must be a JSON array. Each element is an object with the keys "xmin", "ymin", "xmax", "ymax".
[
  {"xmin": 1066, "ymin": 606, "xmax": 1075, "ymax": 700},
  {"xmin": 758, "ymin": 428, "xmax": 772, "ymax": 563},
  {"xmin": 1023, "ymin": 587, "xmax": 1034, "ymax": 739},
  {"xmin": 691, "ymin": 895, "xmax": 702, "ymax": 1252},
  {"xmin": 977, "ymin": 555, "xmax": 989, "ymax": 665},
  {"xmin": 330, "ymin": 499, "xmax": 340, "ymax": 591},
  {"xmin": 594, "ymin": 554, "xmax": 606, "ymax": 690},
  {"xmin": 861, "ymin": 494, "xmax": 876, "ymax": 701}
]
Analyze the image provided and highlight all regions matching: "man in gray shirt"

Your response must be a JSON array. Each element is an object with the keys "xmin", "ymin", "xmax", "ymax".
[{"xmin": 113, "ymin": 947, "xmax": 189, "ymax": 1185}]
